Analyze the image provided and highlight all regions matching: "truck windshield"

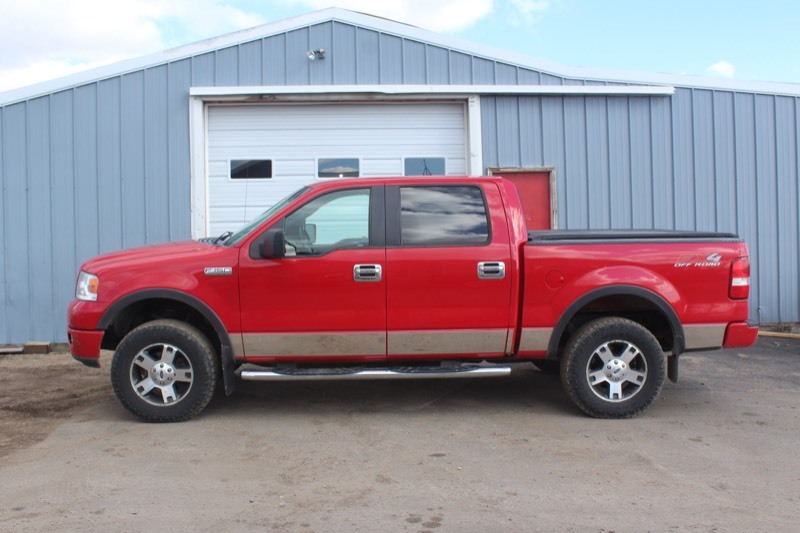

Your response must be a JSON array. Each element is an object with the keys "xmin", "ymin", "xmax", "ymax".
[{"xmin": 224, "ymin": 186, "xmax": 310, "ymax": 246}]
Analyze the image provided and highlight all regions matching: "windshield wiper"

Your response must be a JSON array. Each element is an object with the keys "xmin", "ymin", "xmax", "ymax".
[{"xmin": 213, "ymin": 231, "xmax": 233, "ymax": 245}]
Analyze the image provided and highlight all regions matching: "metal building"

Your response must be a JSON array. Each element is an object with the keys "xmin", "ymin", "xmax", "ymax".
[{"xmin": 0, "ymin": 8, "xmax": 798, "ymax": 343}]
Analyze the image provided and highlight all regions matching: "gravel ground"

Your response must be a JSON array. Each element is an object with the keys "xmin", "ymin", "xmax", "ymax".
[{"xmin": 0, "ymin": 337, "xmax": 798, "ymax": 532}]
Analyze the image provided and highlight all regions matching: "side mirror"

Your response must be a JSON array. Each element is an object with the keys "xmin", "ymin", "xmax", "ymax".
[{"xmin": 251, "ymin": 227, "xmax": 285, "ymax": 259}]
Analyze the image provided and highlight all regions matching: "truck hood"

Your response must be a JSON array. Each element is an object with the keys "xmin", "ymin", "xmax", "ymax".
[
  {"xmin": 79, "ymin": 240, "xmax": 240, "ymax": 304},
  {"xmin": 81, "ymin": 240, "xmax": 228, "ymax": 274}
]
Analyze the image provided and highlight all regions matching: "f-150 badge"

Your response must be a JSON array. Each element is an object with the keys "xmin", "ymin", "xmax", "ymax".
[
  {"xmin": 674, "ymin": 253, "xmax": 723, "ymax": 268},
  {"xmin": 204, "ymin": 267, "xmax": 233, "ymax": 276}
]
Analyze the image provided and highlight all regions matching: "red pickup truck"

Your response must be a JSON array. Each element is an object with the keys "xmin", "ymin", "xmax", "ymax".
[{"xmin": 68, "ymin": 176, "xmax": 757, "ymax": 422}]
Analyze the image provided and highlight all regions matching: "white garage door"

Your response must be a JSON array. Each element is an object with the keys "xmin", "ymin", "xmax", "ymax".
[{"xmin": 205, "ymin": 102, "xmax": 467, "ymax": 236}]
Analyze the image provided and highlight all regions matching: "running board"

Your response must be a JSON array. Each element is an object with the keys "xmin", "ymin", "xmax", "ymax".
[{"xmin": 238, "ymin": 364, "xmax": 512, "ymax": 382}]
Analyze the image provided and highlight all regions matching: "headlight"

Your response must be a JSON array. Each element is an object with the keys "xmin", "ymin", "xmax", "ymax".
[{"xmin": 76, "ymin": 271, "xmax": 99, "ymax": 301}]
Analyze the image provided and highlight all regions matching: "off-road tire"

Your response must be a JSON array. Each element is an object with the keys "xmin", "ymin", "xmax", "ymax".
[
  {"xmin": 560, "ymin": 317, "xmax": 665, "ymax": 419},
  {"xmin": 110, "ymin": 319, "xmax": 219, "ymax": 422}
]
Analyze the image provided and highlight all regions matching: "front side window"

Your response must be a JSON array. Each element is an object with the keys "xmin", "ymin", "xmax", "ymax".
[
  {"xmin": 399, "ymin": 186, "xmax": 489, "ymax": 246},
  {"xmin": 283, "ymin": 188, "xmax": 371, "ymax": 256}
]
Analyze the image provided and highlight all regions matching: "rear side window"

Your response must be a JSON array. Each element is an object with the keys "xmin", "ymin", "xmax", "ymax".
[{"xmin": 399, "ymin": 186, "xmax": 489, "ymax": 246}]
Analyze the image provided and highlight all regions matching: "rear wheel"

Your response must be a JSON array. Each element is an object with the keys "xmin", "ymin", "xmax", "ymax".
[
  {"xmin": 560, "ymin": 317, "xmax": 665, "ymax": 419},
  {"xmin": 110, "ymin": 320, "xmax": 219, "ymax": 422}
]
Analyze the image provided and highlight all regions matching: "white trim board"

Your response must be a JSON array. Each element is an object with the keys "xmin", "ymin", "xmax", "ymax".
[
  {"xmin": 3, "ymin": 7, "xmax": 800, "ymax": 106},
  {"xmin": 189, "ymin": 84, "xmax": 675, "ymax": 98}
]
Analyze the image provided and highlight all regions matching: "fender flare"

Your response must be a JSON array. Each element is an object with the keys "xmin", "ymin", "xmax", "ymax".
[
  {"xmin": 98, "ymin": 289, "xmax": 237, "ymax": 396},
  {"xmin": 546, "ymin": 284, "xmax": 685, "ymax": 360}
]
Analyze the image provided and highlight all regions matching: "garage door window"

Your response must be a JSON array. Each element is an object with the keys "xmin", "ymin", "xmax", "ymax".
[
  {"xmin": 231, "ymin": 160, "xmax": 272, "ymax": 179},
  {"xmin": 318, "ymin": 158, "xmax": 360, "ymax": 178},
  {"xmin": 399, "ymin": 186, "xmax": 489, "ymax": 246},
  {"xmin": 404, "ymin": 157, "xmax": 445, "ymax": 176}
]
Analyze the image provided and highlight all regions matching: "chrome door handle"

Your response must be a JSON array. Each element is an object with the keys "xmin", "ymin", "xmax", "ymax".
[
  {"xmin": 477, "ymin": 261, "xmax": 505, "ymax": 279},
  {"xmin": 354, "ymin": 264, "xmax": 382, "ymax": 282}
]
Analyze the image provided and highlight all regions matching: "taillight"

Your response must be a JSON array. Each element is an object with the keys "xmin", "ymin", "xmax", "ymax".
[{"xmin": 729, "ymin": 257, "xmax": 750, "ymax": 299}]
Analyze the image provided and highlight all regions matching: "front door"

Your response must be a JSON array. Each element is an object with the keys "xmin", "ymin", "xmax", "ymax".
[
  {"xmin": 385, "ymin": 183, "xmax": 513, "ymax": 359},
  {"xmin": 238, "ymin": 186, "xmax": 386, "ymax": 361}
]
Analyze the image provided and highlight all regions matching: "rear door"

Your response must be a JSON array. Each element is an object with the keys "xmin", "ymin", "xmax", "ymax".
[{"xmin": 385, "ymin": 183, "xmax": 513, "ymax": 359}]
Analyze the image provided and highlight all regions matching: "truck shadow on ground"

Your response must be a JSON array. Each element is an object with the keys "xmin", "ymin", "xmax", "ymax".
[{"xmin": 205, "ymin": 364, "xmax": 577, "ymax": 419}]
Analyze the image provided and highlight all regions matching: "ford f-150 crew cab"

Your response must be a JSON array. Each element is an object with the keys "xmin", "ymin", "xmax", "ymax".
[{"xmin": 68, "ymin": 176, "xmax": 758, "ymax": 422}]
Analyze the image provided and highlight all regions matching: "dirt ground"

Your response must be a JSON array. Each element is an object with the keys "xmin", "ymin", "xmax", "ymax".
[{"xmin": 1, "ymin": 338, "xmax": 799, "ymax": 532}]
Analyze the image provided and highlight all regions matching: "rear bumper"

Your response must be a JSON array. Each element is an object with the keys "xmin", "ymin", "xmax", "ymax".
[
  {"xmin": 68, "ymin": 327, "xmax": 104, "ymax": 366},
  {"xmin": 723, "ymin": 322, "xmax": 759, "ymax": 348}
]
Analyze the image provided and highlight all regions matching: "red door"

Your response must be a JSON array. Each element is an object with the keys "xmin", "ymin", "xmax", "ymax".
[
  {"xmin": 384, "ymin": 183, "xmax": 513, "ymax": 359},
  {"xmin": 495, "ymin": 171, "xmax": 552, "ymax": 230},
  {"xmin": 238, "ymin": 186, "xmax": 386, "ymax": 362}
]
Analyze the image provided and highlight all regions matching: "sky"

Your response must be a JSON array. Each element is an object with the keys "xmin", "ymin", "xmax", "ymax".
[{"xmin": 1, "ymin": 0, "xmax": 799, "ymax": 94}]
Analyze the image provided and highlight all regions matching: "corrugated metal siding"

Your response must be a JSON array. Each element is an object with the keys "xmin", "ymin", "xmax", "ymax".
[
  {"xmin": 482, "ymin": 90, "xmax": 800, "ymax": 322},
  {"xmin": 0, "ymin": 18, "xmax": 799, "ymax": 342}
]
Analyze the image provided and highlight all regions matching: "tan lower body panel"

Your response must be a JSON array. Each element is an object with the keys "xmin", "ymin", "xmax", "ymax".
[
  {"xmin": 241, "ymin": 332, "xmax": 386, "ymax": 357},
  {"xmin": 387, "ymin": 329, "xmax": 509, "ymax": 356},
  {"xmin": 518, "ymin": 327, "xmax": 554, "ymax": 352},
  {"xmin": 683, "ymin": 324, "xmax": 726, "ymax": 350}
]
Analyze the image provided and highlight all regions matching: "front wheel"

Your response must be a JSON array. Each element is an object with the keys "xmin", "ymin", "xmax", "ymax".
[
  {"xmin": 560, "ymin": 317, "xmax": 665, "ymax": 419},
  {"xmin": 110, "ymin": 320, "xmax": 219, "ymax": 422}
]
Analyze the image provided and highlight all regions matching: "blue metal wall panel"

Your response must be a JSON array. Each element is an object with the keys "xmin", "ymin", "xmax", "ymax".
[
  {"xmin": 356, "ymin": 28, "xmax": 380, "ymax": 84},
  {"xmin": 263, "ymin": 34, "xmax": 287, "ymax": 85},
  {"xmin": 671, "ymin": 88, "xmax": 696, "ymax": 229},
  {"xmin": 449, "ymin": 52, "xmax": 472, "ymax": 84},
  {"xmin": 3, "ymin": 103, "xmax": 31, "ymax": 340},
  {"xmin": 472, "ymin": 57, "xmax": 494, "ymax": 84},
  {"xmin": 144, "ymin": 66, "xmax": 170, "ymax": 244},
  {"xmin": 378, "ymin": 34, "xmax": 402, "ymax": 84},
  {"xmin": 585, "ymin": 97, "xmax": 610, "ymax": 228},
  {"xmin": 286, "ymin": 27, "xmax": 310, "ymax": 85},
  {"xmin": 480, "ymin": 97, "xmax": 498, "ymax": 169},
  {"xmin": 402, "ymin": 39, "xmax": 426, "ymax": 84},
  {"xmin": 518, "ymin": 98, "xmax": 543, "ymax": 166},
  {"xmin": 426, "ymin": 45, "xmax": 449, "ymax": 84},
  {"xmin": 0, "ymin": 108, "xmax": 6, "ymax": 341},
  {"xmin": 541, "ymin": 97, "xmax": 567, "ymax": 226},
  {"xmin": 563, "ymin": 97, "xmax": 589, "ymax": 228},
  {"xmin": 74, "ymin": 84, "xmax": 99, "ymax": 265},
  {"xmin": 629, "ymin": 97, "xmax": 653, "ymax": 228},
  {"xmin": 496, "ymin": 63, "xmax": 517, "ymax": 84},
  {"xmin": 192, "ymin": 52, "xmax": 216, "ymax": 86},
  {"xmin": 518, "ymin": 69, "xmax": 541, "ymax": 84},
  {"xmin": 120, "ymin": 72, "xmax": 146, "ymax": 248},
  {"xmin": 692, "ymin": 90, "xmax": 716, "ymax": 230},
  {"xmin": 168, "ymin": 60, "xmax": 192, "ymax": 240},
  {"xmin": 97, "ymin": 78, "xmax": 123, "ymax": 253},
  {"xmin": 775, "ymin": 96, "xmax": 799, "ymax": 322},
  {"xmin": 540, "ymin": 73, "xmax": 563, "ymax": 85},
  {"xmin": 238, "ymin": 41, "xmax": 262, "ymax": 85},
  {"xmin": 49, "ymin": 91, "xmax": 77, "ymax": 342},
  {"xmin": 650, "ymin": 97, "xmax": 674, "ymax": 228},
  {"xmin": 26, "ymin": 97, "xmax": 53, "ymax": 340},
  {"xmin": 310, "ymin": 23, "xmax": 333, "ymax": 85},
  {"xmin": 755, "ymin": 94, "xmax": 779, "ymax": 323},
  {"xmin": 712, "ymin": 92, "xmax": 736, "ymax": 233},
  {"xmin": 607, "ymin": 98, "xmax": 632, "ymax": 228},
  {"xmin": 495, "ymin": 97, "xmax": 520, "ymax": 167},
  {"xmin": 332, "ymin": 23, "xmax": 357, "ymax": 84},
  {"xmin": 215, "ymin": 46, "xmax": 239, "ymax": 85}
]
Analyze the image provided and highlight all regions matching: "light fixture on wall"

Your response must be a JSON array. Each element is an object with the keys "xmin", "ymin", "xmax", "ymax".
[{"xmin": 306, "ymin": 48, "xmax": 326, "ymax": 60}]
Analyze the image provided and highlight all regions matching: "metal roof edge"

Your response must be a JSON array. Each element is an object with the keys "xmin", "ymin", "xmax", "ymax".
[{"xmin": 2, "ymin": 7, "xmax": 799, "ymax": 107}]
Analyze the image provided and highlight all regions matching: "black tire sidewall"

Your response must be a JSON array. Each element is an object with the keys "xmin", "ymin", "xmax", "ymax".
[
  {"xmin": 110, "ymin": 319, "xmax": 218, "ymax": 422},
  {"xmin": 560, "ymin": 318, "xmax": 666, "ymax": 419}
]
